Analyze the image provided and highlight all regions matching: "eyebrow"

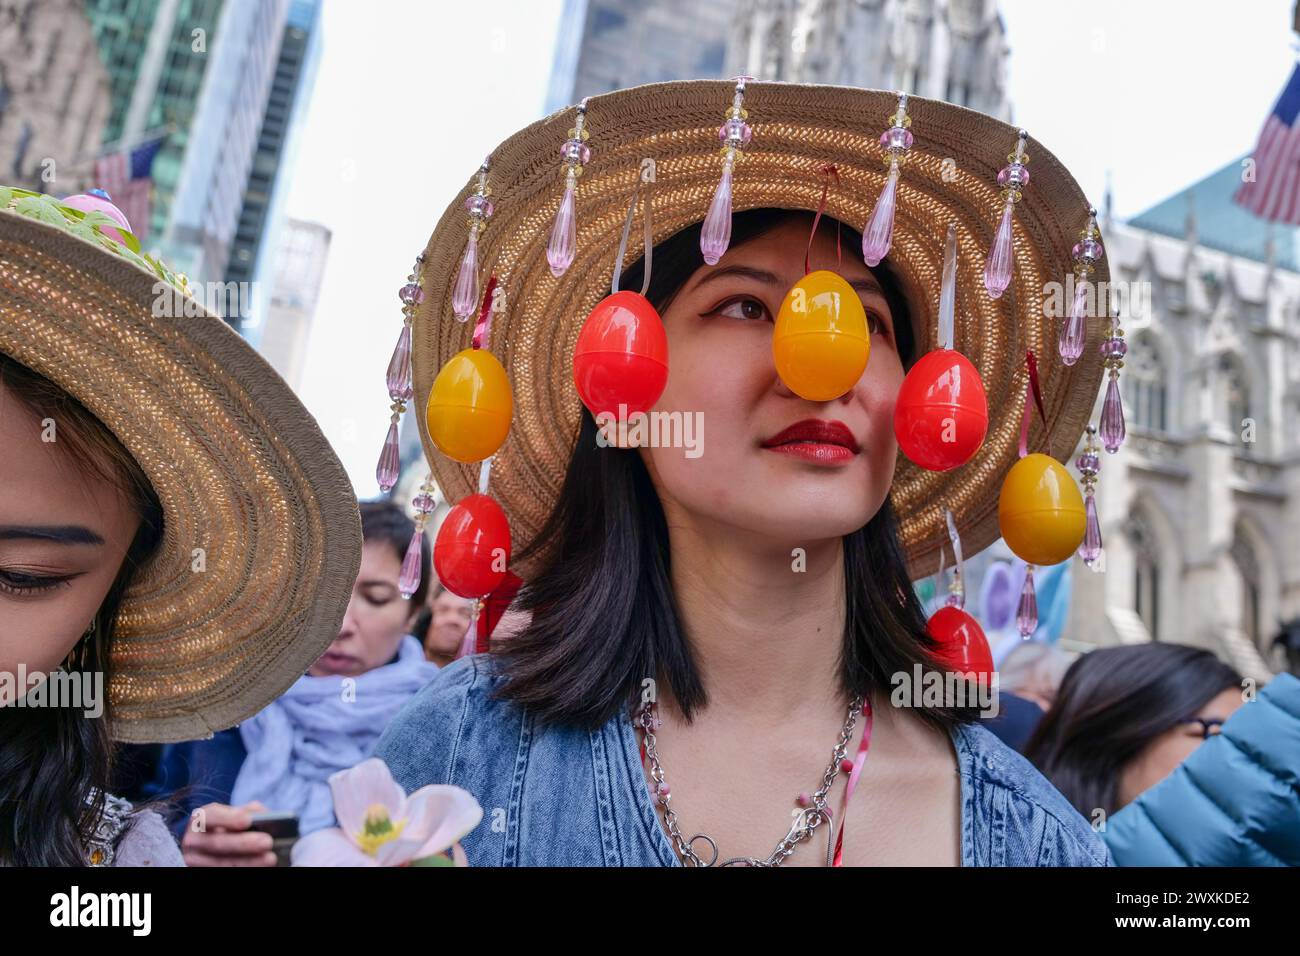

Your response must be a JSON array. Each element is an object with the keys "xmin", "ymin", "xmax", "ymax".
[
  {"xmin": 0, "ymin": 525, "xmax": 105, "ymax": 545},
  {"xmin": 691, "ymin": 264, "xmax": 885, "ymax": 298}
]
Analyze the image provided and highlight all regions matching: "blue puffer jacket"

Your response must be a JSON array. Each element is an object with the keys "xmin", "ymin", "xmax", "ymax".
[{"xmin": 1104, "ymin": 673, "xmax": 1300, "ymax": 866}]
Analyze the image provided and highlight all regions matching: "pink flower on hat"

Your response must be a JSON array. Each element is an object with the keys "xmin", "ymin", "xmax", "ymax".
[{"xmin": 291, "ymin": 758, "xmax": 482, "ymax": 867}]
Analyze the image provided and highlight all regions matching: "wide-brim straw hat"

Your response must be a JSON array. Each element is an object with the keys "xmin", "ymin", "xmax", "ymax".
[
  {"xmin": 0, "ymin": 191, "xmax": 361, "ymax": 743},
  {"xmin": 410, "ymin": 80, "xmax": 1107, "ymax": 580}
]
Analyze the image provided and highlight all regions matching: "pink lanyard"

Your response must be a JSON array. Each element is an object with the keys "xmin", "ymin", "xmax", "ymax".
[{"xmin": 831, "ymin": 698, "xmax": 873, "ymax": 867}]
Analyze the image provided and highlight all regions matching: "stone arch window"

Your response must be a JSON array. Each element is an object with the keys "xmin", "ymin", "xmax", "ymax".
[
  {"xmin": 1220, "ymin": 354, "xmax": 1251, "ymax": 442},
  {"xmin": 1124, "ymin": 333, "xmax": 1168, "ymax": 432},
  {"xmin": 1127, "ymin": 509, "xmax": 1161, "ymax": 640},
  {"xmin": 1231, "ymin": 529, "xmax": 1262, "ymax": 650}
]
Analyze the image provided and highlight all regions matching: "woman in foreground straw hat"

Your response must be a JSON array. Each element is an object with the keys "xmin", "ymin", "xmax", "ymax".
[
  {"xmin": 375, "ymin": 80, "xmax": 1114, "ymax": 866},
  {"xmin": 0, "ymin": 187, "xmax": 361, "ymax": 866}
]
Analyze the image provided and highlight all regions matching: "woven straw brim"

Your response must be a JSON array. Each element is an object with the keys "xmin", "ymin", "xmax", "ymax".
[
  {"xmin": 0, "ymin": 213, "xmax": 361, "ymax": 744},
  {"xmin": 411, "ymin": 80, "xmax": 1107, "ymax": 580}
]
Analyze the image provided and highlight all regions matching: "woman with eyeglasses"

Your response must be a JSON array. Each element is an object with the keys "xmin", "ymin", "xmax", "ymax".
[{"xmin": 1024, "ymin": 643, "xmax": 1243, "ymax": 821}]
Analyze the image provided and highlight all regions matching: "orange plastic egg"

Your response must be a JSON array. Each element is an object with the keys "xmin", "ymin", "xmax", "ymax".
[
  {"xmin": 998, "ymin": 452, "xmax": 1086, "ymax": 565},
  {"xmin": 772, "ymin": 270, "xmax": 870, "ymax": 401},
  {"xmin": 425, "ymin": 347, "xmax": 513, "ymax": 463}
]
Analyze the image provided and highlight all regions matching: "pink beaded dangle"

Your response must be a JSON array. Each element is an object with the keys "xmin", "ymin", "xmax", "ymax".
[
  {"xmin": 1099, "ymin": 310, "xmax": 1127, "ymax": 453},
  {"xmin": 376, "ymin": 252, "xmax": 424, "ymax": 492},
  {"xmin": 701, "ymin": 76, "xmax": 754, "ymax": 265},
  {"xmin": 984, "ymin": 130, "xmax": 1030, "ymax": 299},
  {"xmin": 1016, "ymin": 565, "xmax": 1039, "ymax": 638},
  {"xmin": 548, "ymin": 99, "xmax": 591, "ymax": 277},
  {"xmin": 1059, "ymin": 206, "xmax": 1105, "ymax": 366},
  {"xmin": 862, "ymin": 92, "xmax": 912, "ymax": 267},
  {"xmin": 452, "ymin": 159, "xmax": 494, "ymax": 321},
  {"xmin": 1076, "ymin": 425, "xmax": 1103, "ymax": 566},
  {"xmin": 399, "ymin": 474, "xmax": 438, "ymax": 599}
]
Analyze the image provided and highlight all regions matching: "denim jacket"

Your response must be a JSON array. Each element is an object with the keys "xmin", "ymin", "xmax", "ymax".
[{"xmin": 375, "ymin": 655, "xmax": 1112, "ymax": 867}]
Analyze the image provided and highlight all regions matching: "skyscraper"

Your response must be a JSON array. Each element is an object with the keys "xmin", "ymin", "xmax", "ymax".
[
  {"xmin": 225, "ymin": 0, "xmax": 322, "ymax": 332},
  {"xmin": 84, "ymin": 0, "xmax": 228, "ymax": 239},
  {"xmin": 257, "ymin": 217, "xmax": 329, "ymax": 392},
  {"xmin": 161, "ymin": 0, "xmax": 290, "ymax": 288},
  {"xmin": 546, "ymin": 0, "xmax": 737, "ymax": 111},
  {"xmin": 83, "ymin": 0, "xmax": 299, "ymax": 307}
]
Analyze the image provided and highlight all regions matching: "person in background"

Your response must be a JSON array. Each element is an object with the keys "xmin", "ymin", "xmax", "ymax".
[
  {"xmin": 983, "ymin": 692, "xmax": 1045, "ymax": 754},
  {"xmin": 1024, "ymin": 643, "xmax": 1243, "ymax": 822},
  {"xmin": 0, "ymin": 201, "xmax": 359, "ymax": 867},
  {"xmin": 147, "ymin": 500, "xmax": 436, "ymax": 866},
  {"xmin": 412, "ymin": 581, "xmax": 474, "ymax": 667},
  {"xmin": 1102, "ymin": 670, "xmax": 1300, "ymax": 866},
  {"xmin": 997, "ymin": 641, "xmax": 1072, "ymax": 713}
]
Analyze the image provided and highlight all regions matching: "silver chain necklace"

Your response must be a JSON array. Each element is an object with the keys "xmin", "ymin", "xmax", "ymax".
[{"xmin": 635, "ymin": 695, "xmax": 863, "ymax": 867}]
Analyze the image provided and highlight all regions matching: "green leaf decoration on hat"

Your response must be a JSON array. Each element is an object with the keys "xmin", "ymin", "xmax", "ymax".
[{"xmin": 1, "ymin": 185, "xmax": 191, "ymax": 303}]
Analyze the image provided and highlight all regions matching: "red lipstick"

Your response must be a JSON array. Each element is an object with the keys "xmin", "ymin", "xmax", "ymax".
[{"xmin": 761, "ymin": 418, "xmax": 860, "ymax": 463}]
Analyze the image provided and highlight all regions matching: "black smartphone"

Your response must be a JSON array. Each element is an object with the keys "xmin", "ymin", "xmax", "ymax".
[{"xmin": 247, "ymin": 811, "xmax": 299, "ymax": 867}]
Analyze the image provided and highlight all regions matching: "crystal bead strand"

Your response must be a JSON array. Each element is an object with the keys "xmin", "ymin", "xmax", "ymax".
[
  {"xmin": 376, "ymin": 253, "xmax": 424, "ymax": 492},
  {"xmin": 1060, "ymin": 206, "xmax": 1105, "ymax": 365},
  {"xmin": 1099, "ymin": 309, "xmax": 1127, "ymax": 453},
  {"xmin": 452, "ymin": 159, "xmax": 494, "ymax": 320},
  {"xmin": 701, "ymin": 76, "xmax": 754, "ymax": 266},
  {"xmin": 1016, "ymin": 565, "xmax": 1038, "ymax": 638},
  {"xmin": 547, "ymin": 99, "xmax": 591, "ymax": 277},
  {"xmin": 399, "ymin": 474, "xmax": 438, "ymax": 599},
  {"xmin": 984, "ymin": 130, "xmax": 1030, "ymax": 299},
  {"xmin": 1076, "ymin": 426, "xmax": 1103, "ymax": 566},
  {"xmin": 862, "ymin": 92, "xmax": 912, "ymax": 268}
]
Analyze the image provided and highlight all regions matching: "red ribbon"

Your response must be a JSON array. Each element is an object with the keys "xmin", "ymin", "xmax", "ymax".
[
  {"xmin": 804, "ymin": 164, "xmax": 842, "ymax": 276},
  {"xmin": 471, "ymin": 275, "xmax": 498, "ymax": 350},
  {"xmin": 473, "ymin": 568, "xmax": 523, "ymax": 652},
  {"xmin": 1018, "ymin": 349, "xmax": 1051, "ymax": 457}
]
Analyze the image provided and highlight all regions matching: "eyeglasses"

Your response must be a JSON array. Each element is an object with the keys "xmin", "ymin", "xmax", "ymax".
[{"xmin": 1182, "ymin": 717, "xmax": 1225, "ymax": 740}]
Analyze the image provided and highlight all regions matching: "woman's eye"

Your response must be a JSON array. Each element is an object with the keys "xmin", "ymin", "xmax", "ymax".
[
  {"xmin": 710, "ymin": 296, "xmax": 770, "ymax": 322},
  {"xmin": 867, "ymin": 312, "xmax": 891, "ymax": 337},
  {"xmin": 0, "ymin": 569, "xmax": 69, "ymax": 595}
]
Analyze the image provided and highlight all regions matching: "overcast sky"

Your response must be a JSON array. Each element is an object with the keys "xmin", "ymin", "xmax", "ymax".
[{"xmin": 285, "ymin": 0, "xmax": 1299, "ymax": 494}]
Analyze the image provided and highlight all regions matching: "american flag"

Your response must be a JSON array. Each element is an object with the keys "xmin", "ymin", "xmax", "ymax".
[
  {"xmin": 92, "ymin": 134, "xmax": 167, "ymax": 241},
  {"xmin": 1234, "ymin": 63, "xmax": 1300, "ymax": 224}
]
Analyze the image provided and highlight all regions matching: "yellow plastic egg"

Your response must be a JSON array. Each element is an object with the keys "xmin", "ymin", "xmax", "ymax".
[
  {"xmin": 772, "ymin": 270, "xmax": 871, "ymax": 401},
  {"xmin": 998, "ymin": 453, "xmax": 1087, "ymax": 565},
  {"xmin": 425, "ymin": 347, "xmax": 513, "ymax": 463}
]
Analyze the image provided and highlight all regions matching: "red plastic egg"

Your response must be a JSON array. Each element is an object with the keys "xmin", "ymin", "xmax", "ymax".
[
  {"xmin": 433, "ymin": 493, "xmax": 512, "ymax": 599},
  {"xmin": 573, "ymin": 290, "xmax": 668, "ymax": 418},
  {"xmin": 894, "ymin": 348, "xmax": 988, "ymax": 471},
  {"xmin": 927, "ymin": 605, "xmax": 994, "ymax": 681}
]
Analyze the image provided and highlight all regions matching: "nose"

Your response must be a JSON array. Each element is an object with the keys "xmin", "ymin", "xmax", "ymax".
[
  {"xmin": 771, "ymin": 368, "xmax": 861, "ymax": 406},
  {"xmin": 335, "ymin": 595, "xmax": 363, "ymax": 640}
]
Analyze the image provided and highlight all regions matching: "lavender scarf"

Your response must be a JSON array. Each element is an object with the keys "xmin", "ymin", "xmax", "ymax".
[{"xmin": 231, "ymin": 636, "xmax": 438, "ymax": 835}]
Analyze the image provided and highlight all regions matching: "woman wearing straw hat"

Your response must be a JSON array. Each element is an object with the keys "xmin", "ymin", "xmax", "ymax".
[
  {"xmin": 0, "ymin": 188, "xmax": 362, "ymax": 866},
  {"xmin": 375, "ymin": 80, "xmax": 1113, "ymax": 866}
]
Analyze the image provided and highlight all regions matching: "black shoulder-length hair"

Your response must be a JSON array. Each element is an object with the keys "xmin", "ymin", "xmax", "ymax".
[
  {"xmin": 489, "ymin": 208, "xmax": 975, "ymax": 732},
  {"xmin": 1024, "ymin": 642, "xmax": 1242, "ymax": 818}
]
